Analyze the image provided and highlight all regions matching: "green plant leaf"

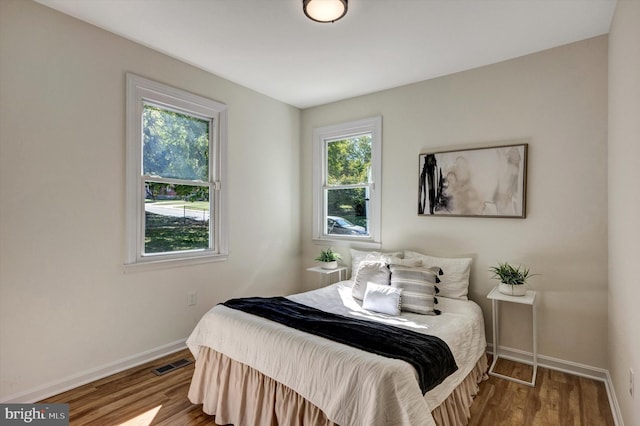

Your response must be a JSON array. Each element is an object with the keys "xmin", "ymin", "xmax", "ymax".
[
  {"xmin": 489, "ymin": 261, "xmax": 538, "ymax": 285},
  {"xmin": 314, "ymin": 248, "xmax": 341, "ymax": 262}
]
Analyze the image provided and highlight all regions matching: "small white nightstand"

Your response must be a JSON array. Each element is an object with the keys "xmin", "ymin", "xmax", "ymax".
[
  {"xmin": 306, "ymin": 266, "xmax": 347, "ymax": 288},
  {"xmin": 486, "ymin": 286, "xmax": 537, "ymax": 387}
]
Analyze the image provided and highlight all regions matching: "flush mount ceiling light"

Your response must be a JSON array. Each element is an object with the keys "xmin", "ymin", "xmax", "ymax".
[{"xmin": 303, "ymin": 0, "xmax": 348, "ymax": 23}]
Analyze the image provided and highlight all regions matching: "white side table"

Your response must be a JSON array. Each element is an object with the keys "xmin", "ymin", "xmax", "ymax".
[
  {"xmin": 306, "ymin": 266, "xmax": 347, "ymax": 288},
  {"xmin": 486, "ymin": 286, "xmax": 537, "ymax": 387}
]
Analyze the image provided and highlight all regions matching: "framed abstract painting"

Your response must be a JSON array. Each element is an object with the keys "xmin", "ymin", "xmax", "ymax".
[{"xmin": 418, "ymin": 143, "xmax": 528, "ymax": 218}]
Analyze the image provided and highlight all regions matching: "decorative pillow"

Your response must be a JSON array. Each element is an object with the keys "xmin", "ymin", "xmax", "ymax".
[
  {"xmin": 352, "ymin": 260, "xmax": 391, "ymax": 300},
  {"xmin": 362, "ymin": 282, "xmax": 403, "ymax": 316},
  {"xmin": 349, "ymin": 249, "xmax": 402, "ymax": 279},
  {"xmin": 404, "ymin": 250, "xmax": 472, "ymax": 301},
  {"xmin": 390, "ymin": 265, "xmax": 441, "ymax": 315}
]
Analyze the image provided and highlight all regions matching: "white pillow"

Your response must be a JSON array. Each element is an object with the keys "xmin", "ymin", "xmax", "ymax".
[
  {"xmin": 349, "ymin": 248, "xmax": 402, "ymax": 279},
  {"xmin": 404, "ymin": 250, "xmax": 472, "ymax": 300},
  {"xmin": 352, "ymin": 260, "xmax": 391, "ymax": 300},
  {"xmin": 362, "ymin": 282, "xmax": 403, "ymax": 316},
  {"xmin": 387, "ymin": 256, "xmax": 422, "ymax": 267}
]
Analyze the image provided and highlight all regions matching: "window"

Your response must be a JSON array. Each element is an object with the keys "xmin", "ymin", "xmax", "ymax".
[
  {"xmin": 125, "ymin": 74, "xmax": 228, "ymax": 268},
  {"xmin": 312, "ymin": 116, "xmax": 381, "ymax": 247}
]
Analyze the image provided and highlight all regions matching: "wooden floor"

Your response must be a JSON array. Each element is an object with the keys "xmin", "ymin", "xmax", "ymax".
[
  {"xmin": 469, "ymin": 356, "xmax": 614, "ymax": 426},
  {"xmin": 40, "ymin": 349, "xmax": 213, "ymax": 426},
  {"xmin": 40, "ymin": 350, "xmax": 615, "ymax": 425}
]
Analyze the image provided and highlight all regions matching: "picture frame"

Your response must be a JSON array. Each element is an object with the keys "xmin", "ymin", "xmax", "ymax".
[{"xmin": 418, "ymin": 143, "xmax": 528, "ymax": 218}]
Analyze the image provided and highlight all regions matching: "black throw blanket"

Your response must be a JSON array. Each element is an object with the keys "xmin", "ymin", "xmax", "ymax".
[{"xmin": 222, "ymin": 296, "xmax": 458, "ymax": 394}]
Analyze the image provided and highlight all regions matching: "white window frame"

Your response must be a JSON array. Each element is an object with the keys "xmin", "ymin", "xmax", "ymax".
[
  {"xmin": 125, "ymin": 73, "xmax": 228, "ymax": 270},
  {"xmin": 312, "ymin": 116, "xmax": 382, "ymax": 248}
]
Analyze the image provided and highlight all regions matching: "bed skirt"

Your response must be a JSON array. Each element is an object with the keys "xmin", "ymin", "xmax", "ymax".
[{"xmin": 188, "ymin": 347, "xmax": 488, "ymax": 426}]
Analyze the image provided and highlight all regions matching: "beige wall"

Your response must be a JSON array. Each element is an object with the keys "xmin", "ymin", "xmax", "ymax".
[
  {"xmin": 0, "ymin": 0, "xmax": 301, "ymax": 400},
  {"xmin": 301, "ymin": 36, "xmax": 609, "ymax": 368},
  {"xmin": 608, "ymin": 1, "xmax": 640, "ymax": 424}
]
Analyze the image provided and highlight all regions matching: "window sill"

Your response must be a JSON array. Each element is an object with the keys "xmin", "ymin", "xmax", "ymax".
[
  {"xmin": 123, "ymin": 253, "xmax": 227, "ymax": 273},
  {"xmin": 312, "ymin": 237, "xmax": 381, "ymax": 250}
]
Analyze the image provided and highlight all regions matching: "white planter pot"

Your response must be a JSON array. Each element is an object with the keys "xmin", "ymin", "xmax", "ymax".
[
  {"xmin": 498, "ymin": 283, "xmax": 527, "ymax": 296},
  {"xmin": 321, "ymin": 261, "xmax": 338, "ymax": 270}
]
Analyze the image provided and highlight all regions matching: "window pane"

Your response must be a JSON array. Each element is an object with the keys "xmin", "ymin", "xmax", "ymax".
[
  {"xmin": 326, "ymin": 188, "xmax": 369, "ymax": 236},
  {"xmin": 327, "ymin": 135, "xmax": 371, "ymax": 185},
  {"xmin": 143, "ymin": 105, "xmax": 210, "ymax": 181},
  {"xmin": 144, "ymin": 182, "xmax": 210, "ymax": 254}
]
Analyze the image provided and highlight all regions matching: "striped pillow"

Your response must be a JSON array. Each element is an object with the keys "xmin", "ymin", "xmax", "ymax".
[{"xmin": 390, "ymin": 265, "xmax": 441, "ymax": 315}]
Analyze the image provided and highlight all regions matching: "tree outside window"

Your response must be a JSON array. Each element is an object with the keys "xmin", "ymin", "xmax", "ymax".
[
  {"xmin": 142, "ymin": 105, "xmax": 211, "ymax": 254},
  {"xmin": 326, "ymin": 135, "xmax": 372, "ymax": 234}
]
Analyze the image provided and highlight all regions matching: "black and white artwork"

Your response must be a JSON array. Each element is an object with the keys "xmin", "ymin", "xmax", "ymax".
[{"xmin": 418, "ymin": 143, "xmax": 527, "ymax": 218}]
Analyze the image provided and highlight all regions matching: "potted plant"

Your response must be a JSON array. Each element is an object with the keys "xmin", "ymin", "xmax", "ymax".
[
  {"xmin": 315, "ymin": 248, "xmax": 342, "ymax": 270},
  {"xmin": 489, "ymin": 262, "xmax": 537, "ymax": 296}
]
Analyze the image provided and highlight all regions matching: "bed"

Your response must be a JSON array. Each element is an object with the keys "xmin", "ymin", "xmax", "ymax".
[{"xmin": 186, "ymin": 263, "xmax": 487, "ymax": 425}]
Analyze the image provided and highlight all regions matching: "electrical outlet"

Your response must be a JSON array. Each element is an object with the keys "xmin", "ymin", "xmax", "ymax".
[
  {"xmin": 187, "ymin": 291, "xmax": 197, "ymax": 306},
  {"xmin": 630, "ymin": 368, "xmax": 635, "ymax": 398}
]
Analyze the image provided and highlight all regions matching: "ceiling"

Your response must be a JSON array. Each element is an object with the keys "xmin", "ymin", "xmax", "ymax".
[{"xmin": 35, "ymin": 0, "xmax": 616, "ymax": 109}]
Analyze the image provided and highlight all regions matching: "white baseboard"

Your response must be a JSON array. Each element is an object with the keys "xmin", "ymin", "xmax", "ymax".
[
  {"xmin": 1, "ymin": 339, "xmax": 187, "ymax": 404},
  {"xmin": 487, "ymin": 344, "xmax": 624, "ymax": 426},
  {"xmin": 603, "ymin": 370, "xmax": 625, "ymax": 426}
]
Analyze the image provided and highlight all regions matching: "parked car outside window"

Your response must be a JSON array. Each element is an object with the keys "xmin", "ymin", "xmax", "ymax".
[{"xmin": 327, "ymin": 216, "xmax": 367, "ymax": 235}]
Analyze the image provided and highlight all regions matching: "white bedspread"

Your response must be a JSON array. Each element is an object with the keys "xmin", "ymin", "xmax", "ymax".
[{"xmin": 186, "ymin": 281, "xmax": 486, "ymax": 426}]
